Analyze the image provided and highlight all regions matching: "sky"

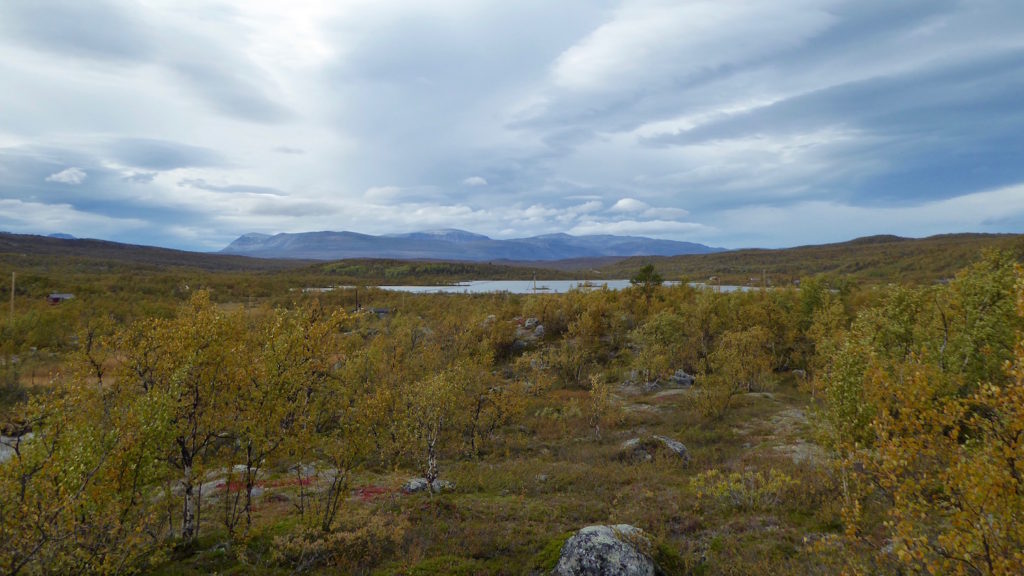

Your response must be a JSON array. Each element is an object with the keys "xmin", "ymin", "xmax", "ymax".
[{"xmin": 1, "ymin": 0, "xmax": 1023, "ymax": 251}]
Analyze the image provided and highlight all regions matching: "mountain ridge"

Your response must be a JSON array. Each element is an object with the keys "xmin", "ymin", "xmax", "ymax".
[{"xmin": 219, "ymin": 229, "xmax": 726, "ymax": 261}]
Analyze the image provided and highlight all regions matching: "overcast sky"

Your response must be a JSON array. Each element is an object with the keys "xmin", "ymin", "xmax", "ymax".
[{"xmin": 1, "ymin": 0, "xmax": 1023, "ymax": 251}]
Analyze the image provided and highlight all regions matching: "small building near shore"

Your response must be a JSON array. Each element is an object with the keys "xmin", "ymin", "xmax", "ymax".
[{"xmin": 47, "ymin": 293, "xmax": 74, "ymax": 304}]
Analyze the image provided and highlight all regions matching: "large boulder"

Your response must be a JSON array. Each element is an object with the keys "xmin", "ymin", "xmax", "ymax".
[
  {"xmin": 553, "ymin": 524, "xmax": 656, "ymax": 576},
  {"xmin": 617, "ymin": 435, "xmax": 690, "ymax": 466},
  {"xmin": 652, "ymin": 435, "xmax": 690, "ymax": 465},
  {"xmin": 618, "ymin": 438, "xmax": 653, "ymax": 462}
]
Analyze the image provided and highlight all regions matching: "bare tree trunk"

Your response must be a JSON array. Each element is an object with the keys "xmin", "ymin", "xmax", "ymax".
[
  {"xmin": 244, "ymin": 443, "xmax": 256, "ymax": 530},
  {"xmin": 181, "ymin": 462, "xmax": 195, "ymax": 541}
]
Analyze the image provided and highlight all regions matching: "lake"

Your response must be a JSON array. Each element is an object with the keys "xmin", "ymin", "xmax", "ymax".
[{"xmin": 372, "ymin": 280, "xmax": 751, "ymax": 294}]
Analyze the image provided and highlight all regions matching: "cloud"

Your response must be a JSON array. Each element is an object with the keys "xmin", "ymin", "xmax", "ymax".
[
  {"xmin": 123, "ymin": 171, "xmax": 156, "ymax": 183},
  {"xmin": 0, "ymin": 0, "xmax": 154, "ymax": 62},
  {"xmin": 1, "ymin": 1, "xmax": 1022, "ymax": 251},
  {"xmin": 364, "ymin": 186, "xmax": 404, "ymax": 201},
  {"xmin": 248, "ymin": 199, "xmax": 334, "ymax": 217},
  {"xmin": 708, "ymin": 182, "xmax": 1024, "ymax": 248},
  {"xmin": 45, "ymin": 167, "xmax": 87, "ymax": 184},
  {"xmin": 610, "ymin": 198, "xmax": 649, "ymax": 213},
  {"xmin": 551, "ymin": 0, "xmax": 837, "ymax": 93},
  {"xmin": 0, "ymin": 198, "xmax": 146, "ymax": 236},
  {"xmin": 107, "ymin": 138, "xmax": 225, "ymax": 170},
  {"xmin": 608, "ymin": 198, "xmax": 688, "ymax": 219},
  {"xmin": 572, "ymin": 200, "xmax": 603, "ymax": 214},
  {"xmin": 179, "ymin": 178, "xmax": 287, "ymax": 197},
  {"xmin": 569, "ymin": 219, "xmax": 708, "ymax": 237},
  {"xmin": 168, "ymin": 59, "xmax": 293, "ymax": 124}
]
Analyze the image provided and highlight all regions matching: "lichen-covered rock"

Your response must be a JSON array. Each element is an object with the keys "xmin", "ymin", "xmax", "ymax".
[
  {"xmin": 652, "ymin": 435, "xmax": 690, "ymax": 465},
  {"xmin": 618, "ymin": 437, "xmax": 653, "ymax": 462},
  {"xmin": 617, "ymin": 435, "xmax": 689, "ymax": 466},
  {"xmin": 667, "ymin": 370, "xmax": 695, "ymax": 387},
  {"xmin": 553, "ymin": 524, "xmax": 656, "ymax": 576}
]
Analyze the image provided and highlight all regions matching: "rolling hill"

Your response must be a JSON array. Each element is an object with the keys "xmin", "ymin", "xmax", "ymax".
[{"xmin": 597, "ymin": 233, "xmax": 1024, "ymax": 285}]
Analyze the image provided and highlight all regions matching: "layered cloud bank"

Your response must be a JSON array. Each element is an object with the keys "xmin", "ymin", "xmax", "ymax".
[{"xmin": 1, "ymin": 1, "xmax": 1022, "ymax": 250}]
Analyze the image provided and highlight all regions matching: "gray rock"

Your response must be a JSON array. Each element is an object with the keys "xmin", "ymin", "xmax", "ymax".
[
  {"xmin": 618, "ymin": 436, "xmax": 689, "ymax": 466},
  {"xmin": 553, "ymin": 524, "xmax": 656, "ymax": 576},
  {"xmin": 289, "ymin": 463, "xmax": 317, "ymax": 478},
  {"xmin": 524, "ymin": 317, "xmax": 539, "ymax": 330},
  {"xmin": 533, "ymin": 324, "xmax": 545, "ymax": 338},
  {"xmin": 402, "ymin": 478, "xmax": 428, "ymax": 493},
  {"xmin": 667, "ymin": 370, "xmax": 694, "ymax": 387},
  {"xmin": 618, "ymin": 438, "xmax": 653, "ymax": 462},
  {"xmin": 640, "ymin": 380, "xmax": 661, "ymax": 394},
  {"xmin": 652, "ymin": 435, "xmax": 690, "ymax": 465},
  {"xmin": 401, "ymin": 477, "xmax": 454, "ymax": 494},
  {"xmin": 620, "ymin": 438, "xmax": 642, "ymax": 449}
]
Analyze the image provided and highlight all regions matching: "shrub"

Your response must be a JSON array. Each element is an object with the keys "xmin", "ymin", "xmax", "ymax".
[{"xmin": 690, "ymin": 469, "xmax": 798, "ymax": 513}]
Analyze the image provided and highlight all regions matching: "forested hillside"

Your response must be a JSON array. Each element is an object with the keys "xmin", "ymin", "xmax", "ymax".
[
  {"xmin": 601, "ymin": 233, "xmax": 1024, "ymax": 286},
  {"xmin": 1, "ymin": 245, "xmax": 1023, "ymax": 574}
]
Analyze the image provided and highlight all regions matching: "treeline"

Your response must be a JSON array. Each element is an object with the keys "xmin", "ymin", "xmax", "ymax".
[{"xmin": 1, "ymin": 250, "xmax": 1022, "ymax": 573}]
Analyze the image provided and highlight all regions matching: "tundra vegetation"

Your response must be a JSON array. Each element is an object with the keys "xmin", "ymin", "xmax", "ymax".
[{"xmin": 0, "ymin": 244, "xmax": 1023, "ymax": 575}]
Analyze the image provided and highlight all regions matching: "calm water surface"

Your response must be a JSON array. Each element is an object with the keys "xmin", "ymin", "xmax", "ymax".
[{"xmin": 374, "ymin": 280, "xmax": 750, "ymax": 294}]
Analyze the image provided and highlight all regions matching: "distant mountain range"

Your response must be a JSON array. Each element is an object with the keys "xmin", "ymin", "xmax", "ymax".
[{"xmin": 219, "ymin": 229, "xmax": 726, "ymax": 261}]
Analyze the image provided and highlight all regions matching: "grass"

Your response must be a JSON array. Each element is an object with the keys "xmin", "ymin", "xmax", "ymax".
[{"xmin": 4, "ymin": 236, "xmax": 1016, "ymax": 574}]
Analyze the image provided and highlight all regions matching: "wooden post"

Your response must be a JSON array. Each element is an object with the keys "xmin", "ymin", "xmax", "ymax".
[{"xmin": 9, "ymin": 272, "xmax": 13, "ymax": 323}]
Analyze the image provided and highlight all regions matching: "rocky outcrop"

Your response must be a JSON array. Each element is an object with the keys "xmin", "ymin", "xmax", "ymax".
[
  {"xmin": 515, "ymin": 318, "xmax": 545, "ymax": 341},
  {"xmin": 512, "ymin": 317, "xmax": 546, "ymax": 352},
  {"xmin": 618, "ymin": 435, "xmax": 690, "ymax": 466},
  {"xmin": 651, "ymin": 435, "xmax": 690, "ymax": 464},
  {"xmin": 553, "ymin": 524, "xmax": 656, "ymax": 576},
  {"xmin": 620, "ymin": 369, "xmax": 694, "ymax": 396}
]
